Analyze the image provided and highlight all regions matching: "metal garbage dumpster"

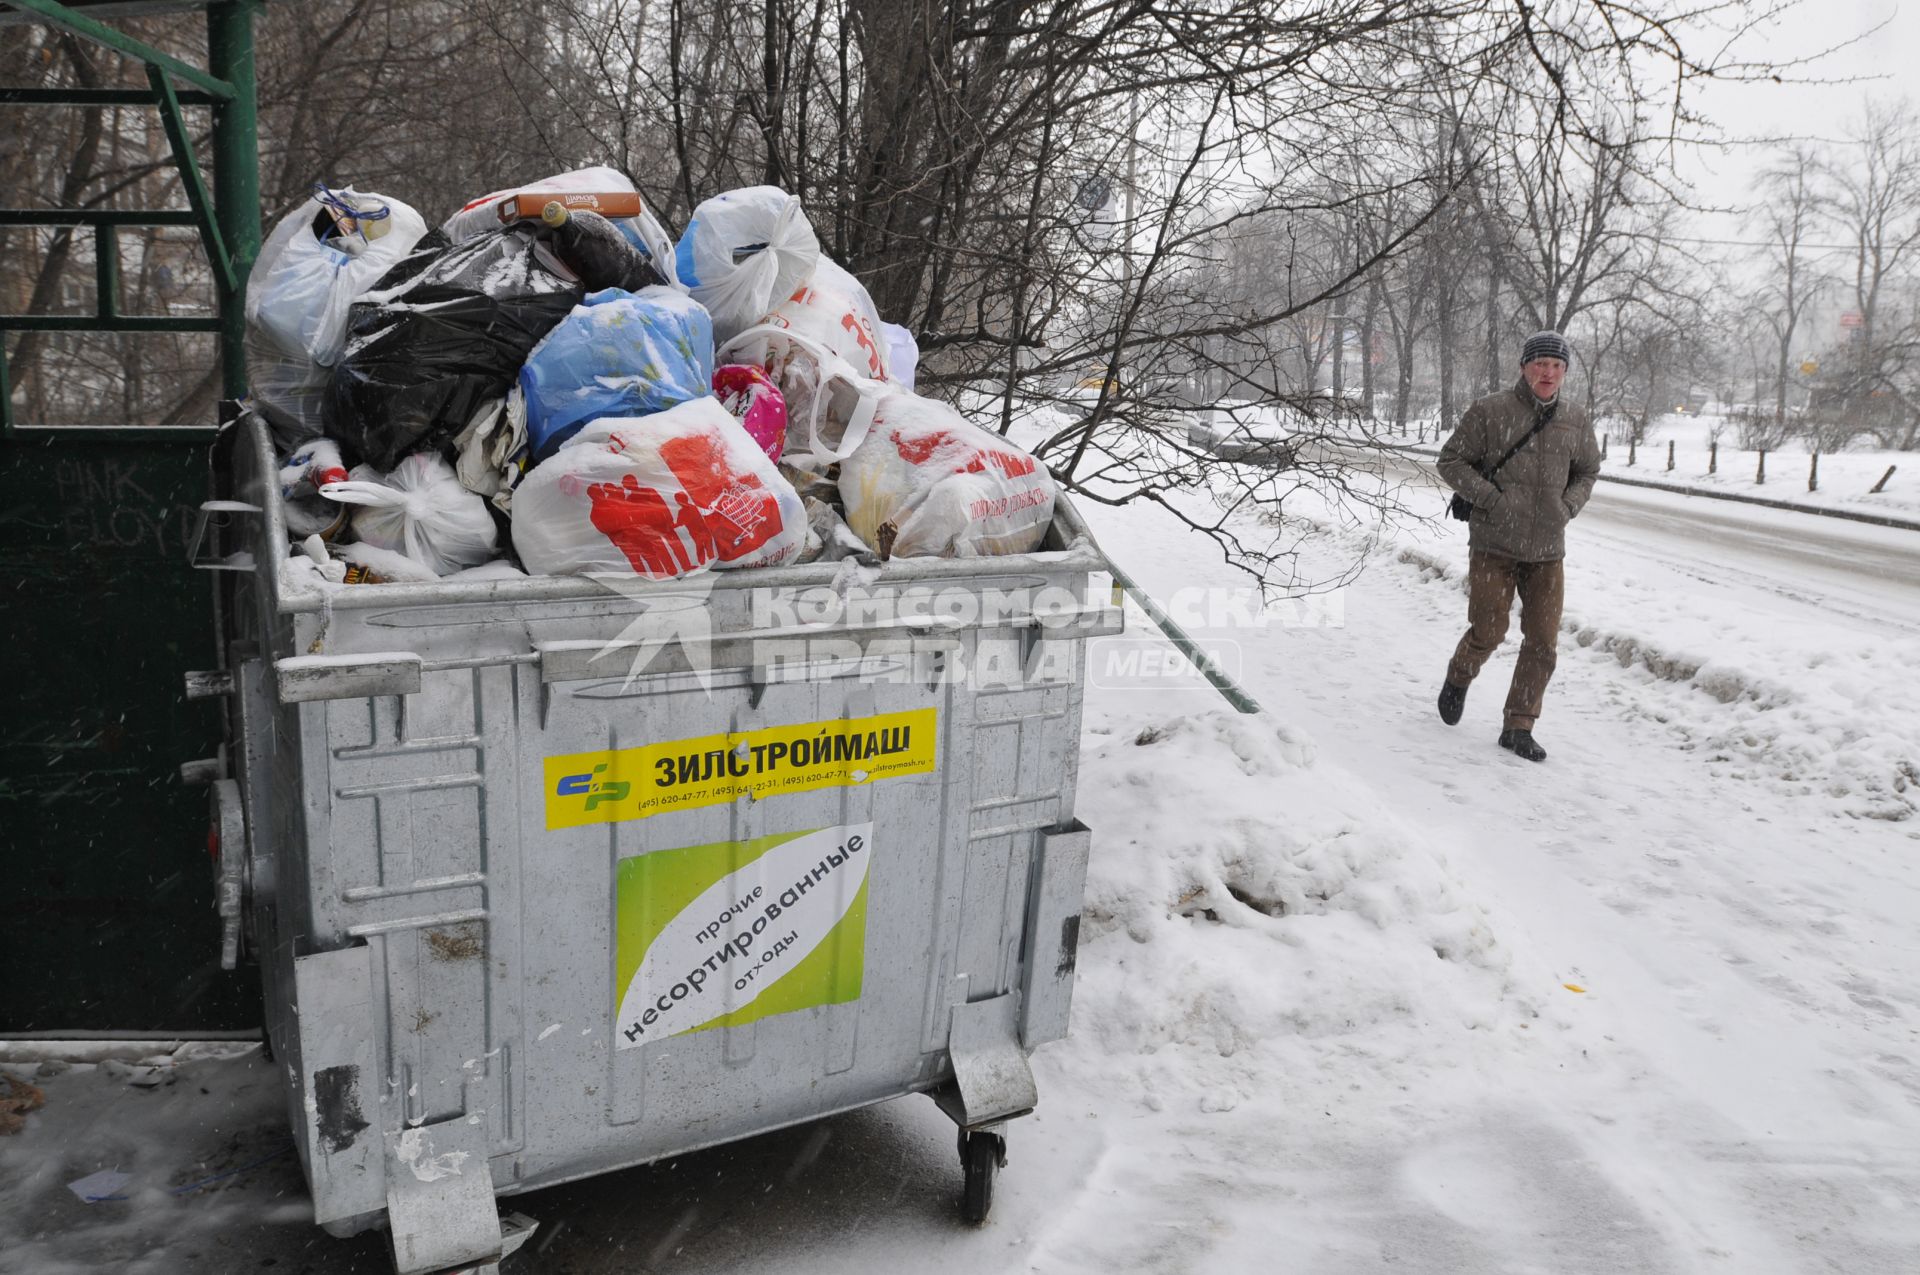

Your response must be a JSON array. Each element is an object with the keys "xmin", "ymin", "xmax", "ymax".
[{"xmin": 189, "ymin": 411, "xmax": 1119, "ymax": 1272}]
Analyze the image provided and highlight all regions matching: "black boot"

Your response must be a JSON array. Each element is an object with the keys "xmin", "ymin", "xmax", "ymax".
[
  {"xmin": 1438, "ymin": 681, "xmax": 1468, "ymax": 726},
  {"xmin": 1498, "ymin": 728, "xmax": 1547, "ymax": 762}
]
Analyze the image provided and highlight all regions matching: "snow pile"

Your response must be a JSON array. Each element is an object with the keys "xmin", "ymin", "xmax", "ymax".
[{"xmin": 1057, "ymin": 711, "xmax": 1559, "ymax": 1114}]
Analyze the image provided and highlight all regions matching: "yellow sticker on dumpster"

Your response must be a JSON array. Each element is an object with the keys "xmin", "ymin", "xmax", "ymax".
[{"xmin": 545, "ymin": 708, "xmax": 937, "ymax": 829}]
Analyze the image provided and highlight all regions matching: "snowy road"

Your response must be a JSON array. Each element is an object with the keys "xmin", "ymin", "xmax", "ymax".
[
  {"xmin": 1382, "ymin": 446, "xmax": 1920, "ymax": 636},
  {"xmin": 6, "ymin": 463, "xmax": 1917, "ymax": 1273}
]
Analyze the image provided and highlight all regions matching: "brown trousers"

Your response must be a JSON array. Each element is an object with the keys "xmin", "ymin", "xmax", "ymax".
[{"xmin": 1446, "ymin": 551, "xmax": 1565, "ymax": 731}]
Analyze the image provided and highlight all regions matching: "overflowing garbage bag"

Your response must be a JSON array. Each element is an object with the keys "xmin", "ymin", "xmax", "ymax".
[
  {"xmin": 443, "ymin": 165, "xmax": 678, "ymax": 286},
  {"xmin": 840, "ymin": 393, "xmax": 1056, "ymax": 558},
  {"xmin": 324, "ymin": 224, "xmax": 584, "ymax": 470},
  {"xmin": 319, "ymin": 452, "xmax": 500, "ymax": 576},
  {"xmin": 246, "ymin": 184, "xmax": 427, "ymax": 447},
  {"xmin": 257, "ymin": 171, "xmax": 1067, "ymax": 591},
  {"xmin": 674, "ymin": 186, "xmax": 820, "ymax": 344},
  {"xmin": 520, "ymin": 286, "xmax": 714, "ymax": 462},
  {"xmin": 511, "ymin": 397, "xmax": 807, "ymax": 579}
]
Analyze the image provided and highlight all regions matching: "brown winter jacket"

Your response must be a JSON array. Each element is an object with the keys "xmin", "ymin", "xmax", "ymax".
[{"xmin": 1439, "ymin": 380, "xmax": 1602, "ymax": 562}]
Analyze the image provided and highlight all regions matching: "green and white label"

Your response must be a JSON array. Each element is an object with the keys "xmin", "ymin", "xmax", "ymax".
[{"xmin": 614, "ymin": 822, "xmax": 871, "ymax": 1049}]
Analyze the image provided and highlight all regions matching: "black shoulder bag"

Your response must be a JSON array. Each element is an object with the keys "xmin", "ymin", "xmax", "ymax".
[{"xmin": 1447, "ymin": 400, "xmax": 1557, "ymax": 521}]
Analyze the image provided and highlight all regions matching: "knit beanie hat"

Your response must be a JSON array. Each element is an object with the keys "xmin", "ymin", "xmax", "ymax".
[{"xmin": 1521, "ymin": 330, "xmax": 1572, "ymax": 366}]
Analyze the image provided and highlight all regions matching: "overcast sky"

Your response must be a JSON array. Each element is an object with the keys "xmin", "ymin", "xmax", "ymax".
[{"xmin": 1686, "ymin": 1, "xmax": 1913, "ymax": 202}]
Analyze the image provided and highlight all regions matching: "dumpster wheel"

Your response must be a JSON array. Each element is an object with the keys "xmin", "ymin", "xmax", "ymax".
[{"xmin": 958, "ymin": 1129, "xmax": 1006, "ymax": 1224}]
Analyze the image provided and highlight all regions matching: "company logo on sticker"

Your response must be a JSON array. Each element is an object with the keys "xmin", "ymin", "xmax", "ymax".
[
  {"xmin": 613, "ymin": 823, "xmax": 872, "ymax": 1047},
  {"xmin": 553, "ymin": 763, "xmax": 630, "ymax": 809},
  {"xmin": 545, "ymin": 709, "xmax": 936, "ymax": 828}
]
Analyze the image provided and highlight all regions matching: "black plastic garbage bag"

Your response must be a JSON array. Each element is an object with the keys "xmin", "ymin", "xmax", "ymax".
[
  {"xmin": 541, "ymin": 205, "xmax": 670, "ymax": 293},
  {"xmin": 324, "ymin": 225, "xmax": 584, "ymax": 470}
]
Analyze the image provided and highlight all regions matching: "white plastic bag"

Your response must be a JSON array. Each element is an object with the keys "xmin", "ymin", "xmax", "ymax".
[
  {"xmin": 246, "ymin": 185, "xmax": 427, "ymax": 444},
  {"xmin": 805, "ymin": 257, "xmax": 891, "ymax": 379},
  {"xmin": 719, "ymin": 255, "xmax": 900, "ymax": 464},
  {"xmin": 320, "ymin": 453, "xmax": 499, "ymax": 576},
  {"xmin": 719, "ymin": 322, "xmax": 888, "ymax": 465},
  {"xmin": 758, "ymin": 260, "xmax": 890, "ymax": 381},
  {"xmin": 248, "ymin": 186, "xmax": 427, "ymax": 367},
  {"xmin": 673, "ymin": 187, "xmax": 819, "ymax": 344},
  {"xmin": 511, "ymin": 397, "xmax": 806, "ymax": 579},
  {"xmin": 840, "ymin": 393, "xmax": 1056, "ymax": 558},
  {"xmin": 443, "ymin": 165, "xmax": 679, "ymax": 287}
]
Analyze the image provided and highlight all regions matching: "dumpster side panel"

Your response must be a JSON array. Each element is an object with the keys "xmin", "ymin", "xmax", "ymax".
[{"xmin": 235, "ymin": 387, "xmax": 1109, "ymax": 1230}]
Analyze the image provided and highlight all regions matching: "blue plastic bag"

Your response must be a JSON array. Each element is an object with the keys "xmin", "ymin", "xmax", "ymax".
[{"xmin": 520, "ymin": 286, "xmax": 716, "ymax": 461}]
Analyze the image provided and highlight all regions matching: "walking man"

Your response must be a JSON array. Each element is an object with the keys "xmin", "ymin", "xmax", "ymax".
[{"xmin": 1435, "ymin": 330, "xmax": 1602, "ymax": 761}]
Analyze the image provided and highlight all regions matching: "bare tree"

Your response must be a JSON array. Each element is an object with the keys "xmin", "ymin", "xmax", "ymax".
[
  {"xmin": 6, "ymin": 0, "xmax": 1796, "ymax": 574},
  {"xmin": 1817, "ymin": 100, "xmax": 1920, "ymax": 449},
  {"xmin": 1752, "ymin": 145, "xmax": 1828, "ymax": 430}
]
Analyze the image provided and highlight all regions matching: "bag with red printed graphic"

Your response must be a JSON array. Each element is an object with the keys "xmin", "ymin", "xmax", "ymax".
[
  {"xmin": 510, "ymin": 396, "xmax": 805, "ymax": 579},
  {"xmin": 717, "ymin": 256, "xmax": 893, "ymax": 464},
  {"xmin": 839, "ymin": 393, "xmax": 1056, "ymax": 559}
]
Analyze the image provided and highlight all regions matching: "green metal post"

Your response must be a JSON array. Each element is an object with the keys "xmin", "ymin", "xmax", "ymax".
[
  {"xmin": 207, "ymin": 1, "xmax": 261, "ymax": 402},
  {"xmin": 147, "ymin": 65, "xmax": 238, "ymax": 297},
  {"xmin": 1102, "ymin": 557, "xmax": 1265, "ymax": 715},
  {"xmin": 2, "ymin": 0, "xmax": 238, "ymax": 101}
]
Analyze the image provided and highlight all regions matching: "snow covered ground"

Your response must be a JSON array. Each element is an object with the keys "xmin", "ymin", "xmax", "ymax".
[{"xmin": 4, "ymin": 450, "xmax": 1918, "ymax": 1273}]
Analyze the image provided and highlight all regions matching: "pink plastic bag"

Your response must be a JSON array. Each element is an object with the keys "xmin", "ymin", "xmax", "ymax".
[{"xmin": 712, "ymin": 364, "xmax": 787, "ymax": 463}]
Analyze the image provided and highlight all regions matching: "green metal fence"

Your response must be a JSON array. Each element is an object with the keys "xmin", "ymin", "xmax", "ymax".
[{"xmin": 1, "ymin": 0, "xmax": 262, "ymax": 1032}]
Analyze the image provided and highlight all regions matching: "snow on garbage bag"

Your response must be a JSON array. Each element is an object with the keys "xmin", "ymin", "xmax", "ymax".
[
  {"xmin": 673, "ymin": 186, "xmax": 819, "ymax": 344},
  {"xmin": 324, "ymin": 224, "xmax": 584, "ymax": 471},
  {"xmin": 712, "ymin": 363, "xmax": 787, "ymax": 462},
  {"xmin": 512, "ymin": 397, "xmax": 806, "ymax": 579},
  {"xmin": 840, "ymin": 393, "xmax": 1056, "ymax": 559},
  {"xmin": 319, "ymin": 452, "xmax": 500, "ymax": 576},
  {"xmin": 443, "ymin": 165, "xmax": 679, "ymax": 286},
  {"xmin": 246, "ymin": 184, "xmax": 427, "ymax": 448},
  {"xmin": 520, "ymin": 286, "xmax": 715, "ymax": 462},
  {"xmin": 718, "ymin": 269, "xmax": 895, "ymax": 464}
]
